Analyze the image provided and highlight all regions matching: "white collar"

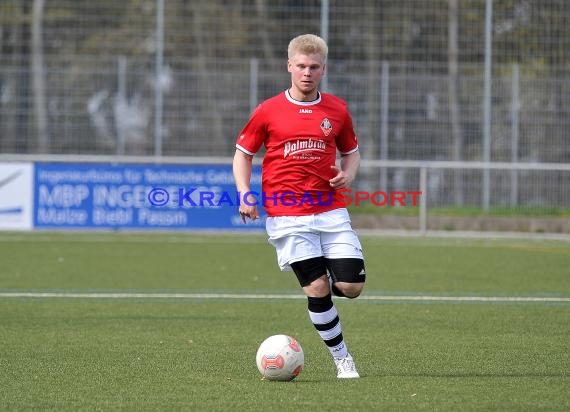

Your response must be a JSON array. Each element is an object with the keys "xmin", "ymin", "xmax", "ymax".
[{"xmin": 285, "ymin": 89, "xmax": 321, "ymax": 106}]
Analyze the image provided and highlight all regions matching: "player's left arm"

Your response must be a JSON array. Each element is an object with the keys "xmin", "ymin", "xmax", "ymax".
[{"xmin": 329, "ymin": 150, "xmax": 360, "ymax": 190}]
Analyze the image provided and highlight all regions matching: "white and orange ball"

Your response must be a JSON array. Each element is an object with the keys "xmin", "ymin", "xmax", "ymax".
[{"xmin": 256, "ymin": 334, "xmax": 304, "ymax": 381}]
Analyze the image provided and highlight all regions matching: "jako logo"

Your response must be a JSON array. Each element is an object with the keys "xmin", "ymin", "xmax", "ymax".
[
  {"xmin": 283, "ymin": 139, "xmax": 326, "ymax": 158},
  {"xmin": 299, "ymin": 109, "xmax": 312, "ymax": 114}
]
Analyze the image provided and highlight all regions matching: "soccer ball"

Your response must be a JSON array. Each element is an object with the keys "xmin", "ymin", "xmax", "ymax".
[{"xmin": 256, "ymin": 334, "xmax": 304, "ymax": 381}]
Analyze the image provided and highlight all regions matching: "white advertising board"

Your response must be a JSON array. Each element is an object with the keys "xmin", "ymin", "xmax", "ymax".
[{"xmin": 0, "ymin": 163, "xmax": 33, "ymax": 230}]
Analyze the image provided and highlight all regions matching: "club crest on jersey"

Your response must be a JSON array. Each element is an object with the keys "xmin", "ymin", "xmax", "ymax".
[{"xmin": 320, "ymin": 118, "xmax": 333, "ymax": 136}]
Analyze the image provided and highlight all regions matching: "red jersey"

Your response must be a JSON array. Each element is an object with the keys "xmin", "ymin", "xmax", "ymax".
[{"xmin": 236, "ymin": 90, "xmax": 359, "ymax": 216}]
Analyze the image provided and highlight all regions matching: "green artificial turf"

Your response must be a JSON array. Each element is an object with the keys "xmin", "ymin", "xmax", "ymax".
[{"xmin": 0, "ymin": 232, "xmax": 568, "ymax": 411}]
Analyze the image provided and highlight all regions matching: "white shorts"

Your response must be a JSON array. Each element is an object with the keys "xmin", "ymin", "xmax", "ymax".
[{"xmin": 266, "ymin": 208, "xmax": 364, "ymax": 271}]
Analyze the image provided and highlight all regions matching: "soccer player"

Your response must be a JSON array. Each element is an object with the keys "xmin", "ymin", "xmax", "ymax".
[{"xmin": 233, "ymin": 34, "xmax": 366, "ymax": 379}]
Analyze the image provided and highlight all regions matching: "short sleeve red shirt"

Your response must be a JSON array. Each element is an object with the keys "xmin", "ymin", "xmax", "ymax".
[{"xmin": 236, "ymin": 90, "xmax": 359, "ymax": 216}]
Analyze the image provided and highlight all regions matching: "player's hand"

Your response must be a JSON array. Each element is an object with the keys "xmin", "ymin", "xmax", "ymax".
[
  {"xmin": 239, "ymin": 205, "xmax": 260, "ymax": 224},
  {"xmin": 329, "ymin": 165, "xmax": 354, "ymax": 190}
]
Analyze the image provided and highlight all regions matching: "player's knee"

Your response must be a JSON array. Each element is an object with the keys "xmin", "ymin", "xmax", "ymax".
[
  {"xmin": 303, "ymin": 276, "xmax": 331, "ymax": 297},
  {"xmin": 335, "ymin": 281, "xmax": 364, "ymax": 299},
  {"xmin": 325, "ymin": 258, "xmax": 366, "ymax": 296}
]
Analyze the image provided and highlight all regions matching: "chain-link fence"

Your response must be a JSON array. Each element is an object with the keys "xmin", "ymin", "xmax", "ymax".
[
  {"xmin": 1, "ymin": 0, "xmax": 569, "ymax": 223},
  {"xmin": 1, "ymin": 0, "xmax": 569, "ymax": 162}
]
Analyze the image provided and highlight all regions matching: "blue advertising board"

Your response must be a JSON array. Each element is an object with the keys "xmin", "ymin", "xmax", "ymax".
[{"xmin": 34, "ymin": 162, "xmax": 265, "ymax": 230}]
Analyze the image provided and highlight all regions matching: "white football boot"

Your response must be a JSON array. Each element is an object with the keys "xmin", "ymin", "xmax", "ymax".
[{"xmin": 335, "ymin": 353, "xmax": 360, "ymax": 379}]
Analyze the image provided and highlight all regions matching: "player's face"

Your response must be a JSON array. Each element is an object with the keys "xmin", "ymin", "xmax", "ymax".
[{"xmin": 287, "ymin": 53, "xmax": 325, "ymax": 101}]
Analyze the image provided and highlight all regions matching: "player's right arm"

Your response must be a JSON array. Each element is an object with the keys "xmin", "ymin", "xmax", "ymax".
[{"xmin": 233, "ymin": 149, "xmax": 260, "ymax": 223}]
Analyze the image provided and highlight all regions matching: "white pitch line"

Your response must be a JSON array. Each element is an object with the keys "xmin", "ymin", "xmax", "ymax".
[{"xmin": 0, "ymin": 292, "xmax": 568, "ymax": 303}]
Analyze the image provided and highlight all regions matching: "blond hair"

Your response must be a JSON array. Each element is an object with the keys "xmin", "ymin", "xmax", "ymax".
[{"xmin": 287, "ymin": 34, "xmax": 328, "ymax": 63}]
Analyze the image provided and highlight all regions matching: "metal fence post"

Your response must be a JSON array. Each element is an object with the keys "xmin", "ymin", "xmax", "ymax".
[
  {"xmin": 419, "ymin": 166, "xmax": 428, "ymax": 235},
  {"xmin": 116, "ymin": 56, "xmax": 127, "ymax": 156},
  {"xmin": 154, "ymin": 0, "xmax": 165, "ymax": 157},
  {"xmin": 249, "ymin": 58, "xmax": 259, "ymax": 114},
  {"xmin": 320, "ymin": 0, "xmax": 329, "ymax": 92},
  {"xmin": 510, "ymin": 64, "xmax": 520, "ymax": 206},
  {"xmin": 380, "ymin": 61, "xmax": 390, "ymax": 192},
  {"xmin": 482, "ymin": 0, "xmax": 493, "ymax": 211}
]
